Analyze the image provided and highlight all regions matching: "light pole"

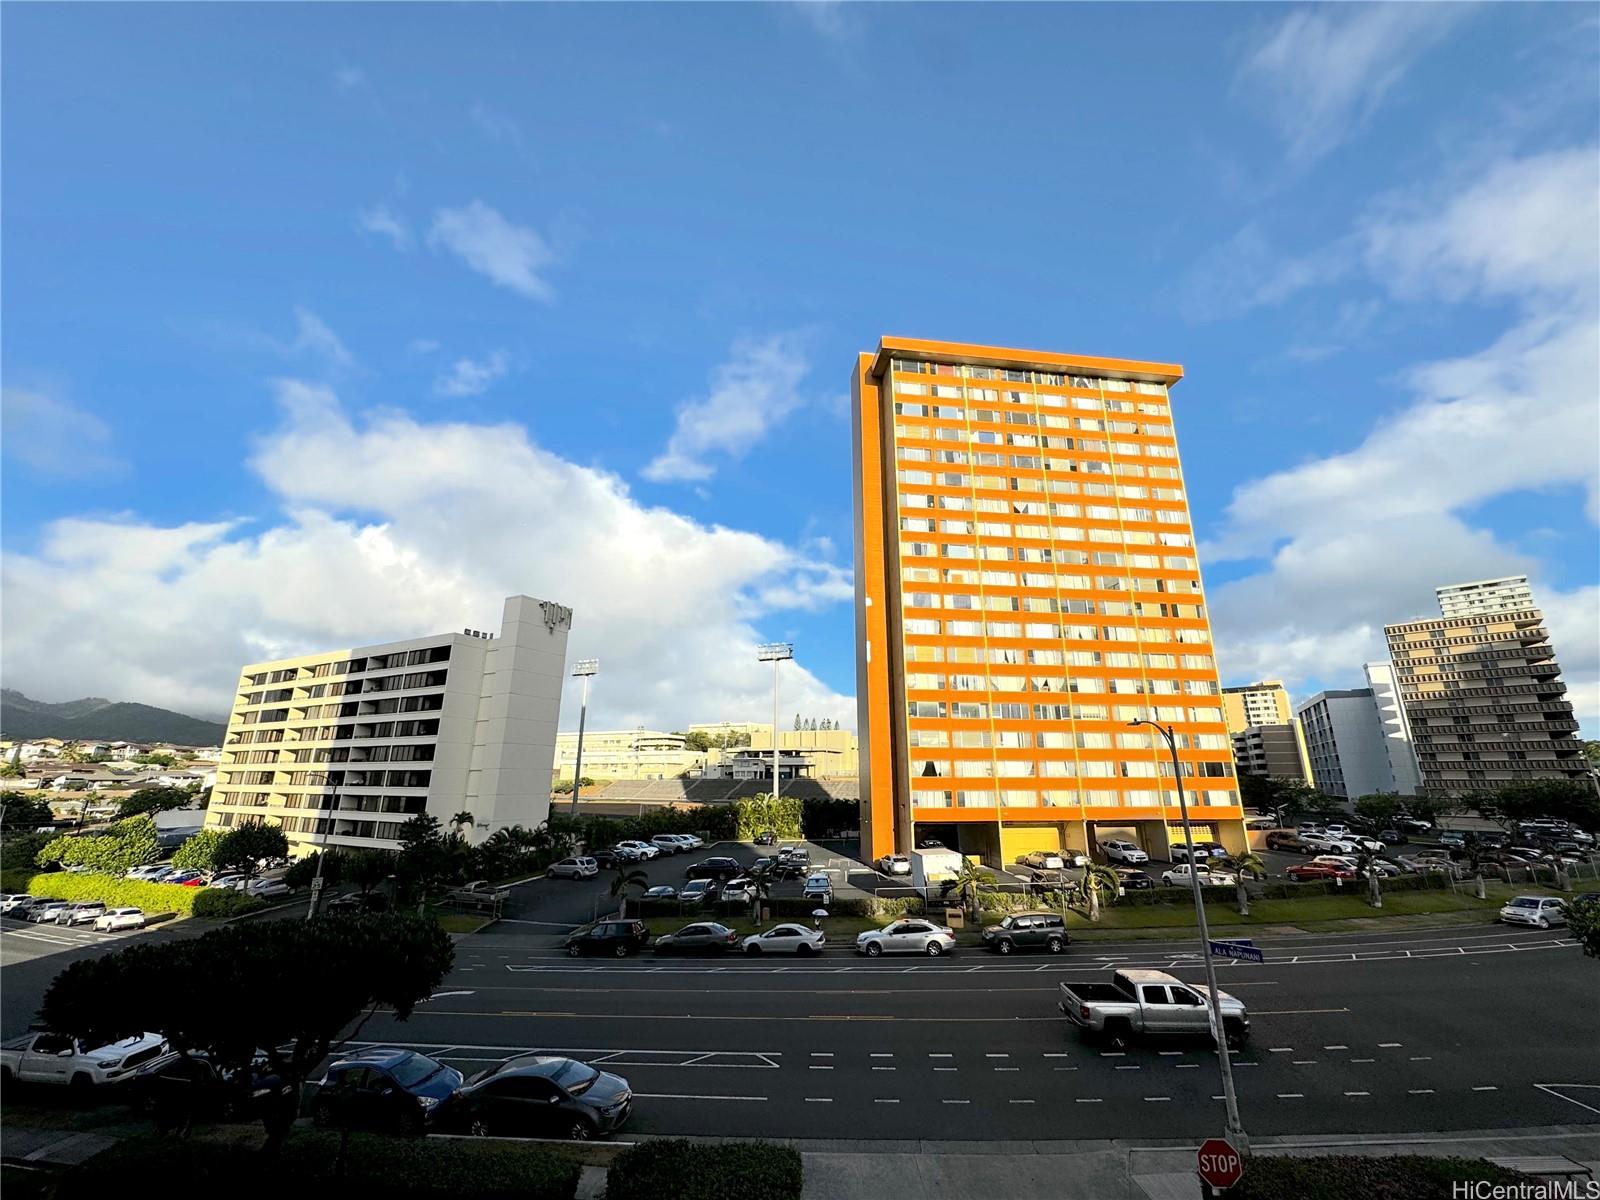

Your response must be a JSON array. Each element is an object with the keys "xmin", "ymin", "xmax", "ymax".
[
  {"xmin": 305, "ymin": 770, "xmax": 340, "ymax": 921},
  {"xmin": 567, "ymin": 660, "xmax": 598, "ymax": 818},
  {"xmin": 757, "ymin": 643, "xmax": 794, "ymax": 805},
  {"xmin": 1130, "ymin": 717, "xmax": 1250, "ymax": 1156}
]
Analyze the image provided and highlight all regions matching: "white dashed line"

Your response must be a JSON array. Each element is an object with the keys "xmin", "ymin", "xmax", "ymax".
[
  {"xmin": 929, "ymin": 1053, "xmax": 953, "ymax": 1058},
  {"xmin": 811, "ymin": 1052, "xmax": 833, "ymax": 1058},
  {"xmin": 804, "ymin": 1097, "xmax": 832, "ymax": 1103},
  {"xmin": 994, "ymin": 1067, "xmax": 1020, "ymax": 1072},
  {"xmin": 1277, "ymin": 1093, "xmax": 1304, "ymax": 1099},
  {"xmin": 942, "ymin": 1099, "xmax": 971, "ymax": 1105},
  {"xmin": 1324, "ymin": 1045, "xmax": 1348, "ymax": 1050},
  {"xmin": 1344, "ymin": 1091, "xmax": 1370, "ymax": 1097},
  {"xmin": 1379, "ymin": 1042, "xmax": 1403, "ymax": 1048},
  {"xmin": 872, "ymin": 1066, "xmax": 896, "ymax": 1072},
  {"xmin": 1158, "ymin": 1051, "xmax": 1182, "ymax": 1057},
  {"xmin": 1042, "ymin": 1053, "xmax": 1072, "ymax": 1058},
  {"xmin": 1351, "ymin": 1058, "xmax": 1375, "ymax": 1063},
  {"xmin": 1176, "ymin": 1064, "xmax": 1199, "ymax": 1070},
  {"xmin": 1269, "ymin": 1047, "xmax": 1293, "ymax": 1053},
  {"xmin": 934, "ymin": 1067, "xmax": 957, "ymax": 1073},
  {"xmin": 1009, "ymin": 1099, "xmax": 1036, "ymax": 1105},
  {"xmin": 1473, "ymin": 1086, "xmax": 1498, "ymax": 1092},
  {"xmin": 1291, "ymin": 1060, "xmax": 1318, "ymax": 1065},
  {"xmin": 1100, "ymin": 1052, "xmax": 1126, "ymax": 1058},
  {"xmin": 873, "ymin": 1098, "xmax": 899, "ymax": 1104},
  {"xmin": 1115, "ymin": 1065, "xmax": 1141, "ymax": 1071},
  {"xmin": 1409, "ymin": 1056, "xmax": 1431, "ymax": 1062},
  {"xmin": 809, "ymin": 1066, "xmax": 833, "ymax": 1071},
  {"xmin": 1144, "ymin": 1096, "xmax": 1172, "ymax": 1102},
  {"xmin": 986, "ymin": 1053, "xmax": 1009, "ymax": 1058},
  {"xmin": 870, "ymin": 1053, "xmax": 894, "ymax": 1058},
  {"xmin": 1075, "ymin": 1098, "xmax": 1102, "ymax": 1104},
  {"xmin": 1409, "ymin": 1089, "xmax": 1435, "ymax": 1095}
]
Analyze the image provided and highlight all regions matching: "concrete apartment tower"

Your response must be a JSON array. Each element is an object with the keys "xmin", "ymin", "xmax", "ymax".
[
  {"xmin": 852, "ymin": 337, "xmax": 1245, "ymax": 866},
  {"xmin": 1221, "ymin": 680, "xmax": 1293, "ymax": 731},
  {"xmin": 208, "ymin": 594, "xmax": 571, "ymax": 854},
  {"xmin": 1384, "ymin": 578, "xmax": 1584, "ymax": 796},
  {"xmin": 1223, "ymin": 679, "xmax": 1313, "ymax": 787}
]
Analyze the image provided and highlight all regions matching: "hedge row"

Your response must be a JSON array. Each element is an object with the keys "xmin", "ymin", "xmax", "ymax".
[
  {"xmin": 191, "ymin": 889, "xmax": 269, "ymax": 920},
  {"xmin": 607, "ymin": 1139, "xmax": 802, "ymax": 1200},
  {"xmin": 57, "ymin": 1129, "xmax": 581, "ymax": 1200},
  {"xmin": 1232, "ymin": 1154, "xmax": 1522, "ymax": 1200},
  {"xmin": 2, "ymin": 869, "xmax": 205, "ymax": 916}
]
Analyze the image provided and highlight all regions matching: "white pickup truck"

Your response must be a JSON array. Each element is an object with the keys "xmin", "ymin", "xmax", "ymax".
[
  {"xmin": 1, "ymin": 1030, "xmax": 177, "ymax": 1090},
  {"xmin": 1059, "ymin": 969, "xmax": 1250, "ymax": 1050}
]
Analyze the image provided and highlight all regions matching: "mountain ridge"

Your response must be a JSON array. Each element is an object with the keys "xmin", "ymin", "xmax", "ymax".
[{"xmin": 1, "ymin": 689, "xmax": 226, "ymax": 745}]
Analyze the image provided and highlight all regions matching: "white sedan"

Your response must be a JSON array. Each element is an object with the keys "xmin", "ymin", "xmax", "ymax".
[
  {"xmin": 93, "ymin": 907, "xmax": 146, "ymax": 932},
  {"xmin": 876, "ymin": 854, "xmax": 912, "ymax": 876},
  {"xmin": 1161, "ymin": 864, "xmax": 1237, "ymax": 887},
  {"xmin": 741, "ymin": 924, "xmax": 826, "ymax": 955},
  {"xmin": 616, "ymin": 840, "xmax": 660, "ymax": 861},
  {"xmin": 855, "ymin": 919, "xmax": 955, "ymax": 957},
  {"xmin": 1100, "ymin": 839, "xmax": 1149, "ymax": 865}
]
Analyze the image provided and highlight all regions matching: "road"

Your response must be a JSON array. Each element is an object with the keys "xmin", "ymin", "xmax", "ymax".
[{"xmin": 349, "ymin": 907, "xmax": 1600, "ymax": 1141}]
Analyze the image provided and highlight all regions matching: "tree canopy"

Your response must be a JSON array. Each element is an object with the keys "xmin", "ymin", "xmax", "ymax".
[
  {"xmin": 1, "ymin": 792, "xmax": 54, "ymax": 828},
  {"xmin": 171, "ymin": 828, "xmax": 228, "ymax": 872},
  {"xmin": 1468, "ymin": 780, "xmax": 1599, "ymax": 833},
  {"xmin": 36, "ymin": 814, "xmax": 159, "ymax": 874},
  {"xmin": 118, "ymin": 785, "xmax": 197, "ymax": 819},
  {"xmin": 214, "ymin": 822, "xmax": 290, "ymax": 875}
]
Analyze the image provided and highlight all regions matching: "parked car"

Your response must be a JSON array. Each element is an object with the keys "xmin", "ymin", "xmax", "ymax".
[
  {"xmin": 771, "ymin": 858, "xmax": 809, "ymax": 880},
  {"xmin": 132, "ymin": 1049, "xmax": 293, "ymax": 1123},
  {"xmin": 0, "ymin": 894, "xmax": 35, "ymax": 916},
  {"xmin": 741, "ymin": 923, "xmax": 826, "ymax": 955},
  {"xmin": 754, "ymin": 830, "xmax": 777, "ymax": 846},
  {"xmin": 1285, "ymin": 863, "xmax": 1355, "ymax": 882},
  {"xmin": 855, "ymin": 919, "xmax": 955, "ymax": 957},
  {"xmin": 981, "ymin": 911, "xmax": 1069, "ymax": 955},
  {"xmin": 1397, "ymin": 817, "xmax": 1434, "ymax": 834},
  {"xmin": 588, "ymin": 848, "xmax": 621, "ymax": 869},
  {"xmin": 243, "ymin": 878, "xmax": 290, "ymax": 899},
  {"xmin": 93, "ymin": 907, "xmax": 147, "ymax": 932},
  {"xmin": 1114, "ymin": 868, "xmax": 1156, "ymax": 891},
  {"xmin": 444, "ymin": 1054, "xmax": 631, "ymax": 1141},
  {"xmin": 326, "ymin": 892, "xmax": 390, "ymax": 915},
  {"xmin": 1059, "ymin": 969, "xmax": 1249, "ymax": 1050},
  {"xmin": 614, "ymin": 841, "xmax": 659, "ymax": 861},
  {"xmin": 1161, "ymin": 863, "xmax": 1235, "ymax": 887},
  {"xmin": 1439, "ymin": 831, "xmax": 1467, "ymax": 849},
  {"xmin": 565, "ymin": 919, "xmax": 650, "ymax": 958},
  {"xmin": 547, "ymin": 857, "xmax": 599, "ymax": 880},
  {"xmin": 685, "ymin": 857, "xmax": 744, "ymax": 882},
  {"xmin": 28, "ymin": 901, "xmax": 71, "ymax": 924},
  {"xmin": 917, "ymin": 838, "xmax": 945, "ymax": 849},
  {"xmin": 678, "ymin": 878, "xmax": 718, "ymax": 905},
  {"xmin": 876, "ymin": 854, "xmax": 912, "ymax": 876},
  {"xmin": 1348, "ymin": 835, "xmax": 1386, "ymax": 853},
  {"xmin": 161, "ymin": 869, "xmax": 207, "ymax": 887},
  {"xmin": 1498, "ymin": 895, "xmax": 1568, "ymax": 929},
  {"xmin": 1265, "ymin": 830, "xmax": 1312, "ymax": 853},
  {"xmin": 309, "ymin": 1048, "xmax": 463, "ymax": 1135},
  {"xmin": 1100, "ymin": 839, "xmax": 1149, "ymax": 865},
  {"xmin": 1018, "ymin": 851, "xmax": 1066, "ymax": 872},
  {"xmin": 1, "ymin": 1031, "xmax": 176, "ymax": 1089},
  {"xmin": 58, "ymin": 901, "xmax": 107, "ymax": 926},
  {"xmin": 208, "ymin": 874, "xmax": 249, "ymax": 891},
  {"xmin": 1194, "ymin": 841, "xmax": 1230, "ymax": 859},
  {"xmin": 641, "ymin": 886, "xmax": 678, "ymax": 902},
  {"xmin": 1378, "ymin": 827, "xmax": 1405, "ymax": 845},
  {"xmin": 717, "ymin": 877, "xmax": 755, "ymax": 904},
  {"xmin": 653, "ymin": 921, "xmax": 741, "ymax": 954},
  {"xmin": 125, "ymin": 864, "xmax": 173, "ymax": 882},
  {"xmin": 801, "ymin": 873, "xmax": 833, "ymax": 903},
  {"xmin": 649, "ymin": 835, "xmax": 685, "ymax": 856}
]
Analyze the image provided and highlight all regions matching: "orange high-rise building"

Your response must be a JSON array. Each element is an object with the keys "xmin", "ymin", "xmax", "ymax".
[{"xmin": 852, "ymin": 337, "xmax": 1246, "ymax": 866}]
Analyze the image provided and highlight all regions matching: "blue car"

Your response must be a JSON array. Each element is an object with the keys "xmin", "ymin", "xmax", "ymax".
[{"xmin": 309, "ymin": 1048, "xmax": 463, "ymax": 1135}]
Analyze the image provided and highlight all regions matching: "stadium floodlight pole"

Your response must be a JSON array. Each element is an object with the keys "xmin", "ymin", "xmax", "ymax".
[
  {"xmin": 1129, "ymin": 716, "xmax": 1250, "ymax": 1156},
  {"xmin": 757, "ymin": 643, "xmax": 794, "ymax": 805},
  {"xmin": 305, "ymin": 771, "xmax": 340, "ymax": 921},
  {"xmin": 568, "ymin": 660, "xmax": 599, "ymax": 818}
]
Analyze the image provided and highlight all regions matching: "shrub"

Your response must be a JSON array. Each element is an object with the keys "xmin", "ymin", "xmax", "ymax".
[
  {"xmin": 1, "ymin": 831, "xmax": 51, "ymax": 871},
  {"xmin": 1232, "ymin": 1154, "xmax": 1523, "ymax": 1200},
  {"xmin": 56, "ymin": 1129, "xmax": 581, "ymax": 1199},
  {"xmin": 191, "ymin": 888, "xmax": 269, "ymax": 920},
  {"xmin": 2, "ymin": 869, "xmax": 199, "ymax": 915},
  {"xmin": 733, "ymin": 795, "xmax": 803, "ymax": 840},
  {"xmin": 607, "ymin": 1139, "xmax": 802, "ymax": 1200}
]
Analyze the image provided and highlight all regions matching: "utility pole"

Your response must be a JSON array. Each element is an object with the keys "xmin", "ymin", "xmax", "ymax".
[
  {"xmin": 757, "ymin": 644, "xmax": 794, "ymax": 805},
  {"xmin": 1131, "ymin": 718, "xmax": 1250, "ymax": 1156},
  {"xmin": 305, "ymin": 772, "xmax": 340, "ymax": 921},
  {"xmin": 567, "ymin": 660, "xmax": 598, "ymax": 818}
]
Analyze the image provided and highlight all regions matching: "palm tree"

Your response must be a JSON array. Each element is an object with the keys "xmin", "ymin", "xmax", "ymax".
[
  {"xmin": 952, "ymin": 858, "xmax": 990, "ymax": 922},
  {"xmin": 1460, "ymin": 839, "xmax": 1489, "ymax": 901},
  {"xmin": 1353, "ymin": 846, "xmax": 1385, "ymax": 908},
  {"xmin": 748, "ymin": 875, "xmax": 772, "ymax": 923},
  {"xmin": 59, "ymin": 741, "xmax": 88, "ymax": 765},
  {"xmin": 610, "ymin": 866, "xmax": 649, "ymax": 917},
  {"xmin": 449, "ymin": 811, "xmax": 475, "ymax": 839},
  {"xmin": 1231, "ymin": 851, "xmax": 1267, "ymax": 917},
  {"xmin": 1072, "ymin": 862, "xmax": 1122, "ymax": 923}
]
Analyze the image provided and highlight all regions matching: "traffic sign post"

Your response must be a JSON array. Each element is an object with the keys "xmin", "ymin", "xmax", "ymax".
[{"xmin": 1197, "ymin": 1137, "xmax": 1243, "ymax": 1195}]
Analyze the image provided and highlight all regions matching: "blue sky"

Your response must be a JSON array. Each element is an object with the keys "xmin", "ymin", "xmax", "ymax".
[{"xmin": 3, "ymin": 3, "xmax": 1597, "ymax": 735}]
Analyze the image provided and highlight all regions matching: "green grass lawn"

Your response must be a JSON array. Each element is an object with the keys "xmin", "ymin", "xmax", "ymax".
[{"xmin": 435, "ymin": 912, "xmax": 494, "ymax": 934}]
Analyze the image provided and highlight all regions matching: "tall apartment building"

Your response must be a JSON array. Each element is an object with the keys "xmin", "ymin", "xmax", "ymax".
[
  {"xmin": 1230, "ymin": 723, "xmax": 1313, "ymax": 785},
  {"xmin": 1295, "ymin": 688, "xmax": 1414, "ymax": 799},
  {"xmin": 852, "ymin": 337, "xmax": 1244, "ymax": 866},
  {"xmin": 1221, "ymin": 680, "xmax": 1294, "ymax": 733},
  {"xmin": 1384, "ymin": 606, "xmax": 1585, "ymax": 796},
  {"xmin": 1363, "ymin": 661, "xmax": 1421, "ymax": 795},
  {"xmin": 208, "ymin": 595, "xmax": 571, "ymax": 854},
  {"xmin": 1436, "ymin": 575, "xmax": 1534, "ymax": 620}
]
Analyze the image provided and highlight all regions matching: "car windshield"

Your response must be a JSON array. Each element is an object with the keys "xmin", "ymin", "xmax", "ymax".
[
  {"xmin": 1506, "ymin": 898, "xmax": 1539, "ymax": 908},
  {"xmin": 389, "ymin": 1055, "xmax": 444, "ymax": 1087},
  {"xmin": 550, "ymin": 1060, "xmax": 599, "ymax": 1094}
]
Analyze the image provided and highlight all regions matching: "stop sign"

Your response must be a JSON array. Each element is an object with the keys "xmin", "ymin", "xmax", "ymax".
[{"xmin": 1196, "ymin": 1138, "xmax": 1243, "ymax": 1190}]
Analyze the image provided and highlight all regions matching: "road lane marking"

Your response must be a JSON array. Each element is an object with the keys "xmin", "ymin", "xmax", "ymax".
[
  {"xmin": 1291, "ymin": 1060, "xmax": 1318, "ymax": 1065},
  {"xmin": 1115, "ymin": 1066, "xmax": 1141, "ymax": 1071},
  {"xmin": 1144, "ymin": 1097, "xmax": 1171, "ymax": 1102},
  {"xmin": 874, "ymin": 1099, "xmax": 899, "ymax": 1104},
  {"xmin": 1254, "ymin": 1008, "xmax": 1350, "ymax": 1016},
  {"xmin": 1535, "ymin": 1084, "xmax": 1600, "ymax": 1116},
  {"xmin": 811, "ymin": 1052, "xmax": 833, "ymax": 1057},
  {"xmin": 1158, "ymin": 1051, "xmax": 1182, "ymax": 1056},
  {"xmin": 1323, "ymin": 1045, "xmax": 1348, "ymax": 1050},
  {"xmin": 1344, "ymin": 1091, "xmax": 1370, "ymax": 1097},
  {"xmin": 1075, "ymin": 1098, "xmax": 1102, "ymax": 1103},
  {"xmin": 934, "ymin": 1067, "xmax": 957, "ymax": 1072},
  {"xmin": 870, "ymin": 1053, "xmax": 894, "ymax": 1058},
  {"xmin": 986, "ymin": 1053, "xmax": 1009, "ymax": 1058},
  {"xmin": 1268, "ymin": 1047, "xmax": 1293, "ymax": 1053},
  {"xmin": 1409, "ymin": 1056, "xmax": 1431, "ymax": 1062},
  {"xmin": 804, "ymin": 1097, "xmax": 832, "ymax": 1103},
  {"xmin": 1351, "ymin": 1058, "xmax": 1375, "ymax": 1063},
  {"xmin": 1379, "ymin": 1042, "xmax": 1402, "ymax": 1047},
  {"xmin": 1472, "ymin": 1086, "xmax": 1498, "ymax": 1092},
  {"xmin": 1409, "ymin": 1089, "xmax": 1435, "ymax": 1095},
  {"xmin": 1009, "ymin": 1099, "xmax": 1035, "ymax": 1105},
  {"xmin": 634, "ymin": 1093, "xmax": 766, "ymax": 1101},
  {"xmin": 1277, "ymin": 1093, "xmax": 1304, "ymax": 1099},
  {"xmin": 994, "ymin": 1067, "xmax": 1019, "ymax": 1072},
  {"xmin": 808, "ymin": 1066, "xmax": 833, "ymax": 1071},
  {"xmin": 942, "ymin": 1099, "xmax": 970, "ymax": 1105},
  {"xmin": 872, "ymin": 1067, "xmax": 896, "ymax": 1071},
  {"xmin": 1100, "ymin": 1052, "xmax": 1126, "ymax": 1058},
  {"xmin": 1176, "ymin": 1064, "xmax": 1199, "ymax": 1070},
  {"xmin": 929, "ymin": 1053, "xmax": 953, "ymax": 1057},
  {"xmin": 1042, "ymin": 1053, "xmax": 1071, "ymax": 1058}
]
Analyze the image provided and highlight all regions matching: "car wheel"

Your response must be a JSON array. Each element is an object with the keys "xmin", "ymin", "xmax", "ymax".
[
  {"xmin": 0, "ymin": 1066, "xmax": 13, "ymax": 1087},
  {"xmin": 865, "ymin": 942, "xmax": 883, "ymax": 957},
  {"xmin": 925, "ymin": 941, "xmax": 943, "ymax": 957},
  {"xmin": 68, "ymin": 1074, "xmax": 92, "ymax": 1098},
  {"xmin": 797, "ymin": 943, "xmax": 815, "ymax": 956},
  {"xmin": 1224, "ymin": 1019, "xmax": 1248, "ymax": 1050},
  {"xmin": 311, "ymin": 1102, "xmax": 333, "ymax": 1128},
  {"xmin": 567, "ymin": 944, "xmax": 582, "ymax": 957},
  {"xmin": 1104, "ymin": 1021, "xmax": 1131, "ymax": 1052},
  {"xmin": 469, "ymin": 1117, "xmax": 491, "ymax": 1137},
  {"xmin": 1046, "ymin": 936, "xmax": 1064, "ymax": 954},
  {"xmin": 1538, "ymin": 917, "xmax": 1549, "ymax": 929},
  {"xmin": 997, "ymin": 939, "xmax": 1014, "ymax": 955},
  {"xmin": 399, "ymin": 1108, "xmax": 424, "ymax": 1138},
  {"xmin": 613, "ymin": 944, "xmax": 630, "ymax": 958},
  {"xmin": 567, "ymin": 1118, "xmax": 595, "ymax": 1141},
  {"xmin": 746, "ymin": 944, "xmax": 762, "ymax": 954}
]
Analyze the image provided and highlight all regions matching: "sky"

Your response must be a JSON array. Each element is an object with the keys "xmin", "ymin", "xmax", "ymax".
[{"xmin": 3, "ymin": 2, "xmax": 1597, "ymax": 738}]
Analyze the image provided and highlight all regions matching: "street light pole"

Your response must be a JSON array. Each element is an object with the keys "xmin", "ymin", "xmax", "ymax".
[
  {"xmin": 568, "ymin": 660, "xmax": 598, "ymax": 818},
  {"xmin": 757, "ymin": 644, "xmax": 794, "ymax": 806},
  {"xmin": 1131, "ymin": 717, "xmax": 1250, "ymax": 1156},
  {"xmin": 305, "ymin": 771, "xmax": 340, "ymax": 921}
]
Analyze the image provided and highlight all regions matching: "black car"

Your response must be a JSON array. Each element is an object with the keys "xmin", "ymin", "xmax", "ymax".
[
  {"xmin": 771, "ymin": 859, "xmax": 808, "ymax": 880},
  {"xmin": 747, "ymin": 856, "xmax": 779, "ymax": 878},
  {"xmin": 1378, "ymin": 827, "xmax": 1405, "ymax": 845},
  {"xmin": 309, "ymin": 1048, "xmax": 463, "ymax": 1135},
  {"xmin": 589, "ymin": 848, "xmax": 621, "ymax": 869},
  {"xmin": 917, "ymin": 838, "xmax": 945, "ymax": 849},
  {"xmin": 980, "ymin": 912, "xmax": 1069, "ymax": 955},
  {"xmin": 754, "ymin": 830, "xmax": 777, "ymax": 846},
  {"xmin": 565, "ymin": 919, "xmax": 650, "ymax": 958},
  {"xmin": 445, "ymin": 1054, "xmax": 631, "ymax": 1140},
  {"xmin": 327, "ymin": 892, "xmax": 390, "ymax": 915},
  {"xmin": 1114, "ymin": 868, "xmax": 1156, "ymax": 891},
  {"xmin": 684, "ymin": 857, "xmax": 743, "ymax": 882},
  {"xmin": 133, "ymin": 1050, "xmax": 295, "ymax": 1128}
]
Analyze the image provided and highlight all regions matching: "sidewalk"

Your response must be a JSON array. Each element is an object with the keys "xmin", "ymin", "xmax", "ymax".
[{"xmin": 791, "ymin": 1128, "xmax": 1600, "ymax": 1200}]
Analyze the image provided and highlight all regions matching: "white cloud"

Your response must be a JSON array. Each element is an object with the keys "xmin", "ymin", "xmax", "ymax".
[
  {"xmin": 428, "ymin": 201, "xmax": 555, "ymax": 301},
  {"xmin": 1236, "ymin": 4, "xmax": 1471, "ymax": 164},
  {"xmin": 0, "ymin": 387, "xmax": 127, "ymax": 479},
  {"xmin": 642, "ymin": 335, "xmax": 812, "ymax": 483},
  {"xmin": 357, "ymin": 205, "xmax": 412, "ymax": 251},
  {"xmin": 434, "ymin": 350, "xmax": 511, "ymax": 398},
  {"xmin": 1205, "ymin": 147, "xmax": 1600, "ymax": 733},
  {"xmin": 789, "ymin": 0, "xmax": 855, "ymax": 41},
  {"xmin": 468, "ymin": 102, "xmax": 523, "ymax": 148},
  {"xmin": 333, "ymin": 66, "xmax": 365, "ymax": 91},
  {"xmin": 1, "ymin": 382, "xmax": 856, "ymax": 733},
  {"xmin": 409, "ymin": 339, "xmax": 441, "ymax": 355},
  {"xmin": 287, "ymin": 307, "xmax": 356, "ymax": 371},
  {"xmin": 1178, "ymin": 223, "xmax": 1354, "ymax": 322}
]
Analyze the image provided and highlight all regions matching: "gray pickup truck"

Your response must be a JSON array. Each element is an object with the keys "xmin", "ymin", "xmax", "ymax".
[{"xmin": 1058, "ymin": 968, "xmax": 1249, "ymax": 1050}]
